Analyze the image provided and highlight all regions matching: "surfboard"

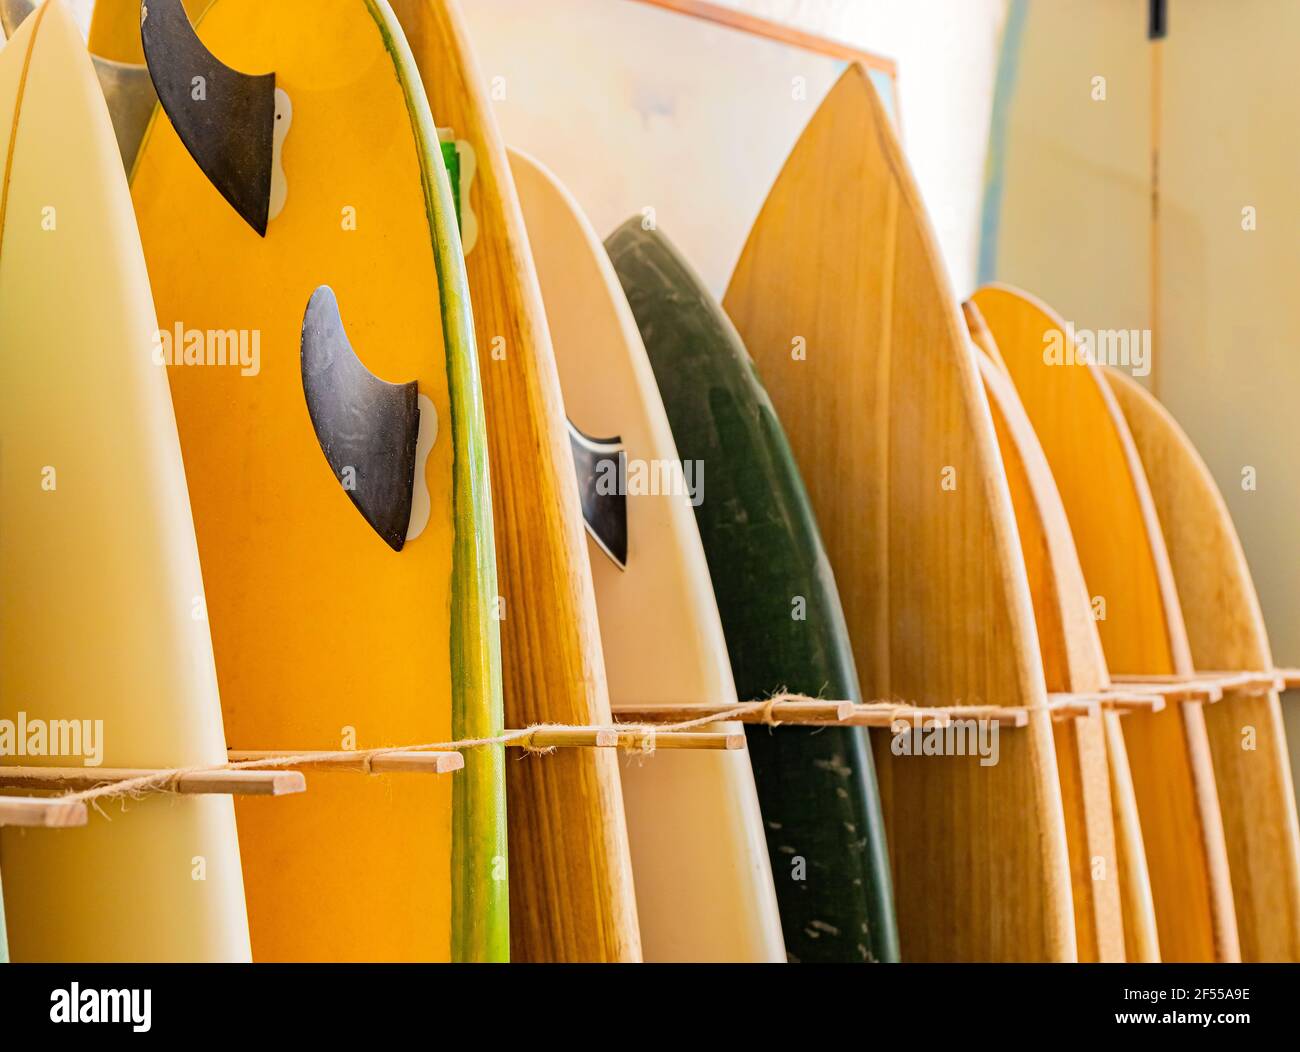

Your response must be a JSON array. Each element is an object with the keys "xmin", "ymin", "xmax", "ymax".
[
  {"xmin": 1105, "ymin": 367, "xmax": 1300, "ymax": 961},
  {"xmin": 387, "ymin": 0, "xmax": 641, "ymax": 962},
  {"xmin": 0, "ymin": 0, "xmax": 250, "ymax": 961},
  {"xmin": 125, "ymin": 0, "xmax": 505, "ymax": 961},
  {"xmin": 609, "ymin": 218, "xmax": 900, "ymax": 963},
  {"xmin": 722, "ymin": 64, "xmax": 1073, "ymax": 962},
  {"xmin": 509, "ymin": 149, "xmax": 785, "ymax": 963},
  {"xmin": 975, "ymin": 344, "xmax": 1154, "ymax": 961},
  {"xmin": 973, "ymin": 283, "xmax": 1240, "ymax": 962}
]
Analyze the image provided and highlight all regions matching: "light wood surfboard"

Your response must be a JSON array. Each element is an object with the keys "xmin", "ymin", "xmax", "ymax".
[
  {"xmin": 723, "ymin": 64, "xmax": 1074, "ymax": 962},
  {"xmin": 1105, "ymin": 367, "xmax": 1300, "ymax": 961},
  {"xmin": 0, "ymin": 0, "xmax": 249, "ymax": 961},
  {"xmin": 127, "ymin": 0, "xmax": 505, "ymax": 961},
  {"xmin": 510, "ymin": 148, "xmax": 785, "ymax": 962},
  {"xmin": 388, "ymin": 0, "xmax": 641, "ymax": 962},
  {"xmin": 975, "ymin": 342, "xmax": 1155, "ymax": 962},
  {"xmin": 973, "ymin": 283, "xmax": 1240, "ymax": 961}
]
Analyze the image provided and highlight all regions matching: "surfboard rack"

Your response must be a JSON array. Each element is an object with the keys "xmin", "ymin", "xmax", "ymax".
[
  {"xmin": 228, "ymin": 750, "xmax": 464, "ymax": 774},
  {"xmin": 1111, "ymin": 669, "xmax": 1297, "ymax": 702},
  {"xmin": 615, "ymin": 688, "xmax": 1177, "ymax": 732}
]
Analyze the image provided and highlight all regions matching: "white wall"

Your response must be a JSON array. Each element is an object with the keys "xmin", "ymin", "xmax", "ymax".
[{"xmin": 459, "ymin": 0, "xmax": 1008, "ymax": 298}]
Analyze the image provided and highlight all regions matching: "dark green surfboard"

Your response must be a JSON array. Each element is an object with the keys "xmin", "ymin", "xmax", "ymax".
[{"xmin": 607, "ymin": 219, "xmax": 899, "ymax": 964}]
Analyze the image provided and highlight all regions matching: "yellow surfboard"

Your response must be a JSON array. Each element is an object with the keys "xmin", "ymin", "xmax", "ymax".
[
  {"xmin": 724, "ymin": 65, "xmax": 1074, "ymax": 961},
  {"xmin": 974, "ymin": 283, "xmax": 1240, "ymax": 961},
  {"xmin": 0, "ymin": 0, "xmax": 249, "ymax": 962},
  {"xmin": 126, "ymin": 0, "xmax": 505, "ymax": 960},
  {"xmin": 1106, "ymin": 368, "xmax": 1300, "ymax": 961},
  {"xmin": 510, "ymin": 148, "xmax": 785, "ymax": 962}
]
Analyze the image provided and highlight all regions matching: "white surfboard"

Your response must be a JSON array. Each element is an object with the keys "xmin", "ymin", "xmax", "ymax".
[{"xmin": 510, "ymin": 147, "xmax": 785, "ymax": 962}]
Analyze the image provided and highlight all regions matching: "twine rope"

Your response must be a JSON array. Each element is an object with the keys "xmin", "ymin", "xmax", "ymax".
[{"xmin": 51, "ymin": 691, "xmax": 1032, "ymax": 808}]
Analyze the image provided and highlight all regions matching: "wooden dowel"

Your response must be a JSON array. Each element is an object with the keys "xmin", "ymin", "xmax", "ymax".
[
  {"xmin": 1279, "ymin": 668, "xmax": 1300, "ymax": 691},
  {"xmin": 1111, "ymin": 677, "xmax": 1225, "ymax": 703},
  {"xmin": 514, "ymin": 729, "xmax": 620, "ymax": 750},
  {"xmin": 0, "ymin": 795, "xmax": 88, "ymax": 827},
  {"xmin": 612, "ymin": 729, "xmax": 746, "ymax": 751},
  {"xmin": 615, "ymin": 700, "xmax": 854, "ymax": 724},
  {"xmin": 228, "ymin": 750, "xmax": 463, "ymax": 775},
  {"xmin": 1100, "ymin": 691, "xmax": 1167, "ymax": 714},
  {"xmin": 1046, "ymin": 696, "xmax": 1102, "ymax": 720},
  {"xmin": 0, "ymin": 767, "xmax": 304, "ymax": 797},
  {"xmin": 848, "ymin": 705, "xmax": 1029, "ymax": 729},
  {"xmin": 845, "ymin": 708, "xmax": 949, "ymax": 728},
  {"xmin": 1192, "ymin": 670, "xmax": 1288, "ymax": 696},
  {"xmin": 370, "ymin": 751, "xmax": 464, "ymax": 774},
  {"xmin": 1048, "ymin": 690, "xmax": 1166, "ymax": 714}
]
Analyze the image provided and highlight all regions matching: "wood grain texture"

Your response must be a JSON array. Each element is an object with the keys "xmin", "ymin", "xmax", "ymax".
[
  {"xmin": 978, "ymin": 353, "xmax": 1131, "ymax": 962},
  {"xmin": 1106, "ymin": 368, "xmax": 1300, "ymax": 961},
  {"xmin": 974, "ymin": 283, "xmax": 1239, "ymax": 962},
  {"xmin": 390, "ymin": 0, "xmax": 640, "ymax": 961},
  {"xmin": 723, "ymin": 65, "xmax": 1074, "ymax": 962}
]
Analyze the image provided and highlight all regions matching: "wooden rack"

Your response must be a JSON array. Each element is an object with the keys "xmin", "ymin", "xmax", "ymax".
[{"xmin": 5, "ymin": 668, "xmax": 1291, "ymax": 828}]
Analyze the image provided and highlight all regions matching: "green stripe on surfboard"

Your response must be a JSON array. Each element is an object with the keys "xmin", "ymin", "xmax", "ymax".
[
  {"xmin": 607, "ymin": 220, "xmax": 899, "ymax": 964},
  {"xmin": 368, "ymin": 0, "xmax": 507, "ymax": 962}
]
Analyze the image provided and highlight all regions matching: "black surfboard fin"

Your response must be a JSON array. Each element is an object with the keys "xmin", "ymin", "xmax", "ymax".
[
  {"xmin": 140, "ymin": 0, "xmax": 276, "ymax": 235},
  {"xmin": 301, "ymin": 287, "xmax": 420, "ymax": 552},
  {"xmin": 568, "ymin": 421, "xmax": 628, "ymax": 570}
]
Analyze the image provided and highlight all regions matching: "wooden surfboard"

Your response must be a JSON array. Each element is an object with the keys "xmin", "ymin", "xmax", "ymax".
[
  {"xmin": 722, "ymin": 64, "xmax": 1073, "ymax": 962},
  {"xmin": 388, "ymin": 0, "xmax": 640, "ymax": 962},
  {"xmin": 126, "ymin": 0, "xmax": 505, "ymax": 960},
  {"xmin": 609, "ymin": 218, "xmax": 900, "ymax": 963},
  {"xmin": 510, "ymin": 148, "xmax": 785, "ymax": 962},
  {"xmin": 1105, "ymin": 367, "xmax": 1300, "ymax": 961},
  {"xmin": 0, "ymin": 0, "xmax": 249, "ymax": 961},
  {"xmin": 974, "ymin": 340, "xmax": 1155, "ymax": 961},
  {"xmin": 973, "ymin": 283, "xmax": 1240, "ymax": 962}
]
